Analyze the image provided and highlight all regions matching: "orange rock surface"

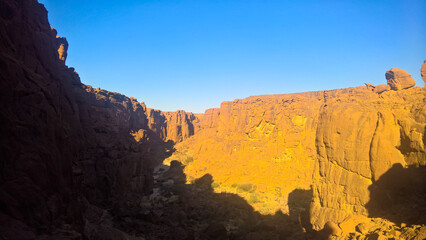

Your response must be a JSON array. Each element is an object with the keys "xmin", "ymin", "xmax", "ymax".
[
  {"xmin": 421, "ymin": 59, "xmax": 426, "ymax": 85},
  {"xmin": 385, "ymin": 68, "xmax": 416, "ymax": 90},
  {"xmin": 167, "ymin": 85, "xmax": 426, "ymax": 229}
]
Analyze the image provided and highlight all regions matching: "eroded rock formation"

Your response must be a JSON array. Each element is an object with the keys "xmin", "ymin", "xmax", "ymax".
[
  {"xmin": 0, "ymin": 0, "xmax": 193, "ymax": 238},
  {"xmin": 421, "ymin": 59, "xmax": 426, "ymax": 85},
  {"xmin": 146, "ymin": 108, "xmax": 199, "ymax": 144},
  {"xmin": 169, "ymin": 85, "xmax": 426, "ymax": 231},
  {"xmin": 385, "ymin": 68, "xmax": 416, "ymax": 90},
  {"xmin": 373, "ymin": 84, "xmax": 390, "ymax": 94},
  {"xmin": 55, "ymin": 36, "xmax": 68, "ymax": 62}
]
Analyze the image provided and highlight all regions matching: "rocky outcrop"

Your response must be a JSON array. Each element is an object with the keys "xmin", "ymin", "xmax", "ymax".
[
  {"xmin": 385, "ymin": 68, "xmax": 416, "ymax": 90},
  {"xmin": 167, "ymin": 91, "xmax": 324, "ymax": 214},
  {"xmin": 311, "ymin": 86, "xmax": 425, "ymax": 229},
  {"xmin": 0, "ymin": 0, "xmax": 85, "ymax": 235},
  {"xmin": 146, "ymin": 108, "xmax": 199, "ymax": 143},
  {"xmin": 169, "ymin": 84, "xmax": 426, "ymax": 230},
  {"xmin": 55, "ymin": 36, "xmax": 68, "ymax": 62},
  {"xmin": 373, "ymin": 84, "xmax": 390, "ymax": 94},
  {"xmin": 0, "ymin": 0, "xmax": 192, "ymax": 238},
  {"xmin": 421, "ymin": 59, "xmax": 426, "ymax": 85}
]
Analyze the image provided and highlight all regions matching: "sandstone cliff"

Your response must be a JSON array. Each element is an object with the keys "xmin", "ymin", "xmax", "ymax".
[
  {"xmin": 0, "ymin": 0, "xmax": 193, "ymax": 238},
  {"xmin": 168, "ymin": 85, "xmax": 426, "ymax": 230},
  {"xmin": 146, "ymin": 108, "xmax": 199, "ymax": 144},
  {"xmin": 422, "ymin": 59, "xmax": 426, "ymax": 85}
]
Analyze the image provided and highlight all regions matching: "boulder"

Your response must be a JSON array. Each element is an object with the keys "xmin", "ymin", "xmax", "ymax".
[
  {"xmin": 374, "ymin": 84, "xmax": 390, "ymax": 94},
  {"xmin": 323, "ymin": 221, "xmax": 342, "ymax": 236},
  {"xmin": 385, "ymin": 68, "xmax": 416, "ymax": 90},
  {"xmin": 365, "ymin": 83, "xmax": 375, "ymax": 90},
  {"xmin": 421, "ymin": 59, "xmax": 426, "ymax": 85},
  {"xmin": 55, "ymin": 36, "xmax": 68, "ymax": 62}
]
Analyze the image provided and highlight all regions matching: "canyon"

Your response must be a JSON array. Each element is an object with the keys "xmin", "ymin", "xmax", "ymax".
[{"xmin": 0, "ymin": 0, "xmax": 425, "ymax": 239}]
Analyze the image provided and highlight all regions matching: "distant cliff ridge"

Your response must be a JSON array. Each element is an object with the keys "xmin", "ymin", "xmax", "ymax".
[{"xmin": 0, "ymin": 0, "xmax": 425, "ymax": 239}]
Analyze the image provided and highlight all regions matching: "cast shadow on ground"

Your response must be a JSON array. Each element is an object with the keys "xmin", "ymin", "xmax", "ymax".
[
  {"xmin": 365, "ymin": 163, "xmax": 426, "ymax": 225},
  {"xmin": 113, "ymin": 161, "xmax": 330, "ymax": 240}
]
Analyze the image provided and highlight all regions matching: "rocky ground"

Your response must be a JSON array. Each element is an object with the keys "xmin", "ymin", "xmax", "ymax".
[
  {"xmin": 102, "ymin": 161, "xmax": 424, "ymax": 240},
  {"xmin": 108, "ymin": 161, "xmax": 313, "ymax": 240}
]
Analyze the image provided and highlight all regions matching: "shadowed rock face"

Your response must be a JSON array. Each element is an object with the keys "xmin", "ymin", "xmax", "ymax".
[
  {"xmin": 421, "ymin": 59, "xmax": 426, "ymax": 85},
  {"xmin": 0, "ymin": 0, "xmax": 84, "ymax": 233},
  {"xmin": 146, "ymin": 108, "xmax": 199, "ymax": 144},
  {"xmin": 0, "ymin": 0, "xmax": 193, "ymax": 237}
]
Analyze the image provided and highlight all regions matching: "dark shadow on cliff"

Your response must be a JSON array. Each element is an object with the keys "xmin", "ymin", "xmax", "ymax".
[
  {"xmin": 111, "ymin": 160, "xmax": 324, "ymax": 240},
  {"xmin": 288, "ymin": 188, "xmax": 314, "ymax": 233},
  {"xmin": 366, "ymin": 163, "xmax": 426, "ymax": 225}
]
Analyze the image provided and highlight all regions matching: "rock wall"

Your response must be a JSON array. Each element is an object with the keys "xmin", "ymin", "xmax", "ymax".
[
  {"xmin": 311, "ymin": 86, "xmax": 425, "ymax": 229},
  {"xmin": 171, "ymin": 85, "xmax": 426, "ymax": 229},
  {"xmin": 146, "ymin": 108, "xmax": 199, "ymax": 144},
  {"xmin": 0, "ymin": 0, "xmax": 194, "ymax": 237},
  {"xmin": 0, "ymin": 0, "xmax": 85, "ymax": 233},
  {"xmin": 170, "ymin": 91, "xmax": 324, "ymax": 214},
  {"xmin": 422, "ymin": 60, "xmax": 426, "ymax": 85}
]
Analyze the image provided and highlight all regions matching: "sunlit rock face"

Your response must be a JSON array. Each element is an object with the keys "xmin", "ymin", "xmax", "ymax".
[
  {"xmin": 310, "ymin": 86, "xmax": 425, "ymax": 229},
  {"xmin": 421, "ymin": 59, "xmax": 426, "ymax": 85},
  {"xmin": 168, "ymin": 91, "xmax": 323, "ymax": 214},
  {"xmin": 55, "ymin": 36, "xmax": 68, "ymax": 62},
  {"xmin": 385, "ymin": 68, "xmax": 416, "ymax": 90},
  {"xmin": 170, "ymin": 85, "xmax": 426, "ymax": 229}
]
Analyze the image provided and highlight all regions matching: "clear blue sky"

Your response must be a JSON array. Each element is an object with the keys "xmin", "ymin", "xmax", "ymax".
[{"xmin": 40, "ymin": 0, "xmax": 425, "ymax": 113}]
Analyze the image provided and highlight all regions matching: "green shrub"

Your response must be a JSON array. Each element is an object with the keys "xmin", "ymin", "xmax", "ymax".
[
  {"xmin": 184, "ymin": 156, "xmax": 194, "ymax": 164},
  {"xmin": 237, "ymin": 183, "xmax": 253, "ymax": 192},
  {"xmin": 248, "ymin": 193, "xmax": 261, "ymax": 204},
  {"xmin": 187, "ymin": 176, "xmax": 195, "ymax": 184},
  {"xmin": 211, "ymin": 182, "xmax": 220, "ymax": 189},
  {"xmin": 275, "ymin": 186, "xmax": 282, "ymax": 196}
]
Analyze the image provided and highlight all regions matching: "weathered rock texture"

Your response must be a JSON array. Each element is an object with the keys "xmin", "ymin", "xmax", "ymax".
[
  {"xmin": 169, "ymin": 85, "xmax": 426, "ymax": 230},
  {"xmin": 0, "ymin": 0, "xmax": 194, "ymax": 238},
  {"xmin": 311, "ymin": 86, "xmax": 425, "ymax": 229},
  {"xmin": 385, "ymin": 68, "xmax": 416, "ymax": 90},
  {"xmin": 55, "ymin": 36, "xmax": 68, "ymax": 62},
  {"xmin": 146, "ymin": 108, "xmax": 199, "ymax": 143},
  {"xmin": 421, "ymin": 59, "xmax": 426, "ymax": 85},
  {"xmin": 373, "ymin": 84, "xmax": 390, "ymax": 94}
]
